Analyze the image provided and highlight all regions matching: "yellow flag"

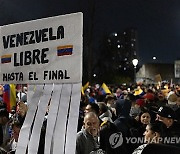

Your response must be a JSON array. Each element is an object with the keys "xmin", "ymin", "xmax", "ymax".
[
  {"xmin": 81, "ymin": 82, "xmax": 89, "ymax": 95},
  {"xmin": 83, "ymin": 82, "xmax": 89, "ymax": 91},
  {"xmin": 10, "ymin": 84, "xmax": 16, "ymax": 111},
  {"xmin": 100, "ymin": 83, "xmax": 111, "ymax": 94}
]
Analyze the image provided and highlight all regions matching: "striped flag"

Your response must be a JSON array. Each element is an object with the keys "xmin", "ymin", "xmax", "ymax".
[
  {"xmin": 3, "ymin": 84, "xmax": 16, "ymax": 112},
  {"xmin": 57, "ymin": 45, "xmax": 73, "ymax": 56},
  {"xmin": 1, "ymin": 54, "xmax": 12, "ymax": 64},
  {"xmin": 99, "ymin": 83, "xmax": 111, "ymax": 95}
]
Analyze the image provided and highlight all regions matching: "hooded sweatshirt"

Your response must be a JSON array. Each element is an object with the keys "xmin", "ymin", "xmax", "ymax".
[{"xmin": 113, "ymin": 98, "xmax": 134, "ymax": 136}]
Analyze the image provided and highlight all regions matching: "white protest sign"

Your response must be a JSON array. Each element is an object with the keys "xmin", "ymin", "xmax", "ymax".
[
  {"xmin": 0, "ymin": 12, "xmax": 83, "ymax": 154},
  {"xmin": 0, "ymin": 12, "xmax": 82, "ymax": 84}
]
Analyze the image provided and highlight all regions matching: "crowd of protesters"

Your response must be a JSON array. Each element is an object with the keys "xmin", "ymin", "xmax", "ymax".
[
  {"xmin": 0, "ymin": 85, "xmax": 27, "ymax": 154},
  {"xmin": 1, "ymin": 83, "xmax": 180, "ymax": 154},
  {"xmin": 76, "ymin": 82, "xmax": 180, "ymax": 154}
]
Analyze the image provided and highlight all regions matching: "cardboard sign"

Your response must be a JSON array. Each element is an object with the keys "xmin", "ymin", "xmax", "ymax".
[
  {"xmin": 0, "ymin": 12, "xmax": 83, "ymax": 84},
  {"xmin": 12, "ymin": 13, "xmax": 83, "ymax": 154}
]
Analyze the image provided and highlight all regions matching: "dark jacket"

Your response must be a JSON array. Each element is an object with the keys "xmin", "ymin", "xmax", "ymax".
[
  {"xmin": 167, "ymin": 121, "xmax": 180, "ymax": 137},
  {"xmin": 133, "ymin": 143, "xmax": 180, "ymax": 154},
  {"xmin": 114, "ymin": 98, "xmax": 138, "ymax": 137},
  {"xmin": 76, "ymin": 129, "xmax": 100, "ymax": 154},
  {"xmin": 100, "ymin": 121, "xmax": 128, "ymax": 154},
  {"xmin": 100, "ymin": 98, "xmax": 139, "ymax": 154},
  {"xmin": 114, "ymin": 98, "xmax": 140, "ymax": 153},
  {"xmin": 0, "ymin": 125, "xmax": 3, "ymax": 146}
]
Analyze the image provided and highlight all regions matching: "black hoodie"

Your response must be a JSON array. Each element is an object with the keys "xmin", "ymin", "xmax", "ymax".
[{"xmin": 114, "ymin": 98, "xmax": 137, "ymax": 136}]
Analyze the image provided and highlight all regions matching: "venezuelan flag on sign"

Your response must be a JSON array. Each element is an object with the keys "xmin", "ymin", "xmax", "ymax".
[
  {"xmin": 3, "ymin": 84, "xmax": 16, "ymax": 112},
  {"xmin": 57, "ymin": 45, "xmax": 73, "ymax": 56},
  {"xmin": 99, "ymin": 83, "xmax": 111, "ymax": 95},
  {"xmin": 1, "ymin": 54, "xmax": 12, "ymax": 64}
]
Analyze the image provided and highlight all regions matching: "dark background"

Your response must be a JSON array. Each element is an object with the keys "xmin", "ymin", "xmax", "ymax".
[{"xmin": 0, "ymin": 0, "xmax": 179, "ymax": 83}]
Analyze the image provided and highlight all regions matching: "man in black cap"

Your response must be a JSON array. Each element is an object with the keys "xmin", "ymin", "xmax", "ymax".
[{"xmin": 156, "ymin": 106, "xmax": 180, "ymax": 141}]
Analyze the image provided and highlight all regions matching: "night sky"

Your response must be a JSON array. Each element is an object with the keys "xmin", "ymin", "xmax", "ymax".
[{"xmin": 0, "ymin": 0, "xmax": 180, "ymax": 64}]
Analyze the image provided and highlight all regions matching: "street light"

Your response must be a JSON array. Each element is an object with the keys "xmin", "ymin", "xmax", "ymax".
[
  {"xmin": 132, "ymin": 58, "xmax": 138, "ymax": 83},
  {"xmin": 152, "ymin": 56, "xmax": 156, "ymax": 60}
]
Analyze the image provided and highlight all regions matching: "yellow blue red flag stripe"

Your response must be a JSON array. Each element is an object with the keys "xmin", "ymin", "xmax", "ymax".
[
  {"xmin": 3, "ymin": 84, "xmax": 16, "ymax": 112},
  {"xmin": 1, "ymin": 54, "xmax": 12, "ymax": 64},
  {"xmin": 99, "ymin": 83, "xmax": 111, "ymax": 95},
  {"xmin": 57, "ymin": 45, "xmax": 73, "ymax": 56}
]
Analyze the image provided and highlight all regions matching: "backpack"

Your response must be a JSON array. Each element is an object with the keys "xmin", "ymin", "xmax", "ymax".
[
  {"xmin": 113, "ymin": 117, "xmax": 140, "ymax": 153},
  {"xmin": 100, "ymin": 121, "xmax": 128, "ymax": 154}
]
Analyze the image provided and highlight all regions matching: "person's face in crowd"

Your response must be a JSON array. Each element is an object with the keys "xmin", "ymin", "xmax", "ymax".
[
  {"xmin": 158, "ymin": 93, "xmax": 165, "ymax": 101},
  {"xmin": 134, "ymin": 104, "xmax": 140, "ymax": 108},
  {"xmin": 12, "ymin": 125, "xmax": 21, "ymax": 142},
  {"xmin": 83, "ymin": 114, "xmax": 100, "ymax": 137},
  {"xmin": 140, "ymin": 112, "xmax": 151, "ymax": 125},
  {"xmin": 0, "ymin": 116, "xmax": 8, "ymax": 125},
  {"xmin": 116, "ymin": 88, "xmax": 121, "ymax": 97},
  {"xmin": 156, "ymin": 114, "xmax": 173, "ymax": 128},
  {"xmin": 107, "ymin": 99, "xmax": 115, "ymax": 108},
  {"xmin": 17, "ymin": 101, "xmax": 28, "ymax": 117},
  {"xmin": 143, "ymin": 125, "xmax": 160, "ymax": 143},
  {"xmin": 85, "ymin": 104, "xmax": 93, "ymax": 114}
]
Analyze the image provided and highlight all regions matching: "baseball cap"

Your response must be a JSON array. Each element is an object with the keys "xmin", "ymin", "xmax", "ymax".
[
  {"xmin": 143, "ymin": 93, "xmax": 155, "ymax": 100},
  {"xmin": 157, "ymin": 106, "xmax": 176, "ymax": 119},
  {"xmin": 135, "ymin": 99, "xmax": 145, "ymax": 107}
]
